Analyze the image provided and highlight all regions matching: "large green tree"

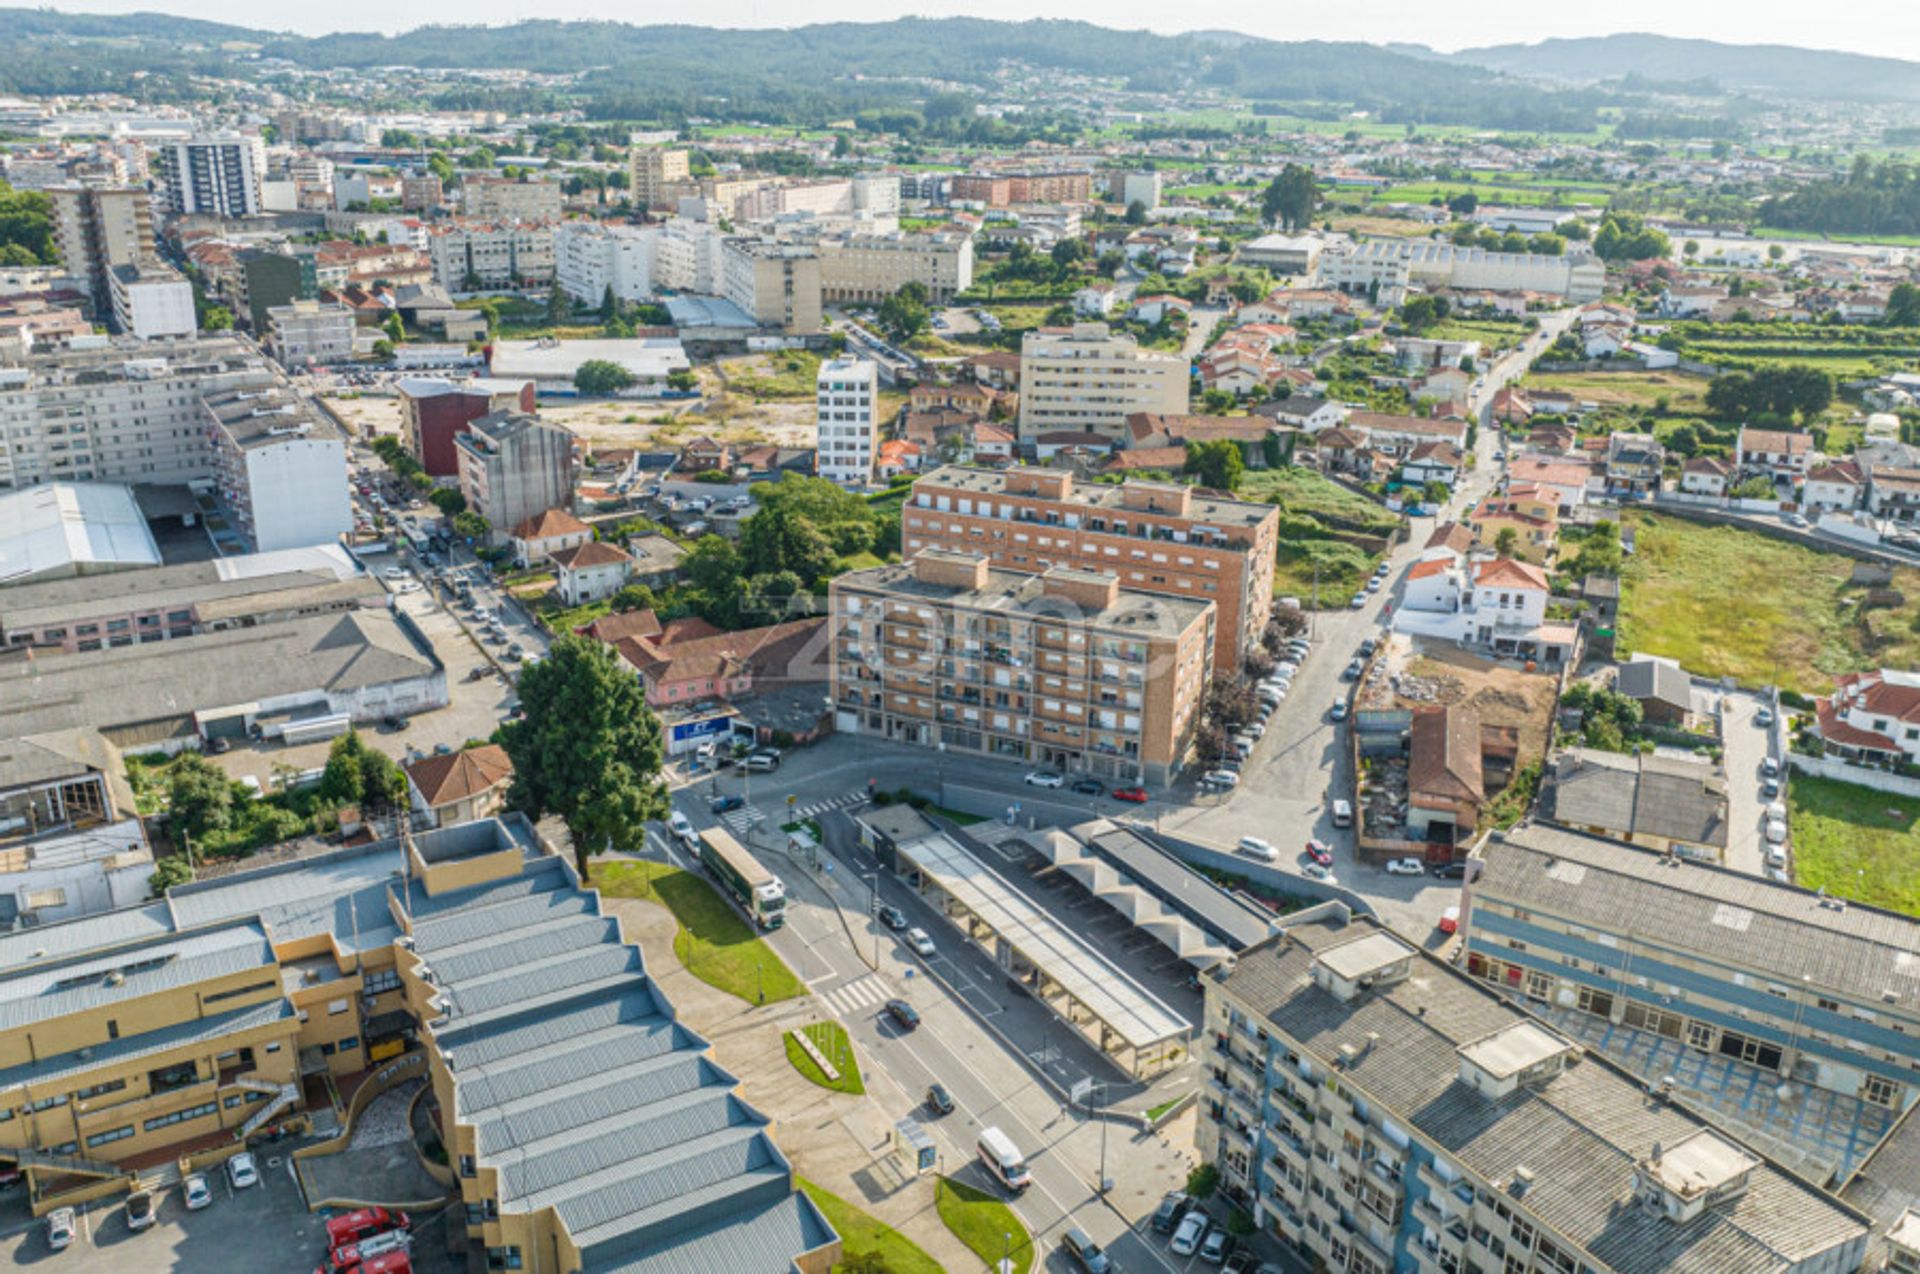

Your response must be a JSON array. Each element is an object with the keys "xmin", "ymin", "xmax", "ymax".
[
  {"xmin": 876, "ymin": 281, "xmax": 930, "ymax": 342},
  {"xmin": 1184, "ymin": 439, "xmax": 1245, "ymax": 491},
  {"xmin": 318, "ymin": 729, "xmax": 408, "ymax": 810},
  {"xmin": 574, "ymin": 359, "xmax": 637, "ymax": 395},
  {"xmin": 167, "ymin": 753, "xmax": 234, "ymax": 845},
  {"xmin": 502, "ymin": 636, "xmax": 669, "ymax": 878},
  {"xmin": 1260, "ymin": 164, "xmax": 1317, "ymax": 231}
]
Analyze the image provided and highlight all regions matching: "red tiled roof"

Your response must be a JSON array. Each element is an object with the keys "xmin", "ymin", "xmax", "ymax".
[
  {"xmin": 577, "ymin": 609, "xmax": 663, "ymax": 642},
  {"xmin": 1473, "ymin": 558, "xmax": 1550, "ymax": 591},
  {"xmin": 1408, "ymin": 558, "xmax": 1454, "ymax": 581},
  {"xmin": 551, "ymin": 540, "xmax": 632, "ymax": 570},
  {"xmin": 405, "ymin": 745, "xmax": 513, "ymax": 807}
]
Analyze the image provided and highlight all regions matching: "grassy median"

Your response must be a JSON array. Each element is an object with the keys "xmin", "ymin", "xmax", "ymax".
[
  {"xmin": 594, "ymin": 860, "xmax": 804, "ymax": 1004},
  {"xmin": 796, "ymin": 1177, "xmax": 942, "ymax": 1274},
  {"xmin": 785, "ymin": 1021, "xmax": 865, "ymax": 1096},
  {"xmin": 935, "ymin": 1176, "xmax": 1034, "ymax": 1274}
]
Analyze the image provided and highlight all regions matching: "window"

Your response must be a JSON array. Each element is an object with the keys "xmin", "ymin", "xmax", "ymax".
[
  {"xmin": 1862, "ymin": 1075, "xmax": 1902, "ymax": 1108},
  {"xmin": 327, "ymin": 998, "xmax": 351, "ymax": 1016},
  {"xmin": 143, "ymin": 1100, "xmax": 218, "ymax": 1132},
  {"xmin": 363, "ymin": 968, "xmax": 402, "ymax": 996},
  {"xmin": 23, "ymin": 888, "xmax": 66, "ymax": 910},
  {"xmin": 86, "ymin": 1125, "xmax": 134, "ymax": 1149},
  {"xmin": 76, "ymin": 1078, "xmax": 126, "ymax": 1100}
]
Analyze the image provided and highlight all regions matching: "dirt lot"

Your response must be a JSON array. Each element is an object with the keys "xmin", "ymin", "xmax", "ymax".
[
  {"xmin": 324, "ymin": 392, "xmax": 818, "ymax": 454},
  {"xmin": 1382, "ymin": 639, "xmax": 1560, "ymax": 766}
]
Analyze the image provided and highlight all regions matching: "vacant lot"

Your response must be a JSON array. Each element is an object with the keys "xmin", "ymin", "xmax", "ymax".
[
  {"xmin": 1397, "ymin": 645, "xmax": 1561, "ymax": 767},
  {"xmin": 1241, "ymin": 466, "xmax": 1400, "ymax": 532},
  {"xmin": 1788, "ymin": 774, "xmax": 1920, "ymax": 917},
  {"xmin": 1525, "ymin": 370, "xmax": 1710, "ymax": 412},
  {"xmin": 1617, "ymin": 512, "xmax": 1920, "ymax": 693},
  {"xmin": 594, "ymin": 860, "xmax": 805, "ymax": 1004},
  {"xmin": 1243, "ymin": 467, "xmax": 1401, "ymax": 607}
]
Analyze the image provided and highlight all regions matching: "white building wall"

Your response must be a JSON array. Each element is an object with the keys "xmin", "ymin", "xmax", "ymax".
[
  {"xmin": 816, "ymin": 357, "xmax": 878, "ymax": 486},
  {"xmin": 554, "ymin": 222, "xmax": 658, "ymax": 304},
  {"xmin": 111, "ymin": 274, "xmax": 195, "ymax": 340},
  {"xmin": 243, "ymin": 438, "xmax": 353, "ymax": 552}
]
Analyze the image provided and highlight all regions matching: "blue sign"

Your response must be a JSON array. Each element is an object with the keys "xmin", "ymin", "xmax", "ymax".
[{"xmin": 670, "ymin": 714, "xmax": 734, "ymax": 745}]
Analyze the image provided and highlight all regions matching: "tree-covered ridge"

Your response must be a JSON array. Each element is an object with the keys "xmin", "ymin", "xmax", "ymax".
[{"xmin": 1760, "ymin": 159, "xmax": 1920, "ymax": 238}]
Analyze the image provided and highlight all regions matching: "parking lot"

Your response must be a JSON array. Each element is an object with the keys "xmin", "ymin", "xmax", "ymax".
[{"xmin": 0, "ymin": 1157, "xmax": 458, "ymax": 1274}]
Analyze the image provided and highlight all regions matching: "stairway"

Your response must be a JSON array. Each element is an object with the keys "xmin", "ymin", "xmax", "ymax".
[
  {"xmin": 6, "ymin": 1146, "xmax": 124, "ymax": 1179},
  {"xmin": 238, "ymin": 1083, "xmax": 300, "ymax": 1140}
]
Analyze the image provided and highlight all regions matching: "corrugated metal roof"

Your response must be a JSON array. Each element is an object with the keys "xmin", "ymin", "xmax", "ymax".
[
  {"xmin": 0, "ymin": 997, "xmax": 293, "ymax": 1095},
  {"xmin": 455, "ymin": 1017, "xmax": 693, "ymax": 1119},
  {"xmin": 592, "ymin": 1192, "xmax": 837, "ymax": 1274},
  {"xmin": 0, "ymin": 920, "xmax": 273, "ymax": 1032}
]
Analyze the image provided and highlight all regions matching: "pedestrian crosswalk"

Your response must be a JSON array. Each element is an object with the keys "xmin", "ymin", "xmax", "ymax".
[
  {"xmin": 791, "ymin": 790, "xmax": 868, "ymax": 821},
  {"xmin": 817, "ymin": 973, "xmax": 890, "ymax": 1018},
  {"xmin": 719, "ymin": 804, "xmax": 767, "ymax": 835}
]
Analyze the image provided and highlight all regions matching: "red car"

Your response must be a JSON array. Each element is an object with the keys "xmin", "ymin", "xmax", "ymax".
[
  {"xmin": 1111, "ymin": 786, "xmax": 1149, "ymax": 804},
  {"xmin": 1305, "ymin": 839, "xmax": 1334, "ymax": 866}
]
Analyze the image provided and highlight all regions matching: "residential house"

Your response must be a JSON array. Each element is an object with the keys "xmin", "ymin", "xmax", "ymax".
[
  {"xmin": 1425, "ymin": 521, "xmax": 1476, "ymax": 557},
  {"xmin": 1543, "ymin": 747, "xmax": 1729, "ymax": 861},
  {"xmin": 1407, "ymin": 706, "xmax": 1485, "ymax": 845},
  {"xmin": 1395, "ymin": 556, "xmax": 1574, "ymax": 666},
  {"xmin": 963, "ymin": 349, "xmax": 1020, "ymax": 390},
  {"xmin": 1616, "ymin": 657, "xmax": 1693, "ymax": 726},
  {"xmin": 1605, "ymin": 431, "xmax": 1665, "ymax": 495},
  {"xmin": 1128, "ymin": 295, "xmax": 1192, "ymax": 326},
  {"xmin": 1657, "ymin": 285, "xmax": 1727, "ymax": 318},
  {"xmin": 624, "ymin": 534, "xmax": 686, "ymax": 588},
  {"xmin": 1073, "ymin": 285, "xmax": 1118, "ymax": 318},
  {"xmin": 602, "ymin": 614, "xmax": 828, "ymax": 708},
  {"xmin": 874, "ymin": 439, "xmax": 923, "ymax": 482},
  {"xmin": 1814, "ymin": 668, "xmax": 1920, "ymax": 764},
  {"xmin": 1234, "ymin": 288, "xmax": 1351, "ymax": 326},
  {"xmin": 1310, "ymin": 426, "xmax": 1372, "ymax": 476},
  {"xmin": 1866, "ymin": 465, "xmax": 1920, "ymax": 522},
  {"xmin": 1412, "ymin": 366, "xmax": 1472, "ymax": 403},
  {"xmin": 1525, "ymin": 423, "xmax": 1576, "ymax": 454},
  {"xmin": 1836, "ymin": 292, "xmax": 1890, "ymax": 323},
  {"xmin": 971, "ymin": 421, "xmax": 1015, "ymax": 462},
  {"xmin": 549, "ymin": 540, "xmax": 633, "ymax": 606},
  {"xmin": 1582, "ymin": 324, "xmax": 1634, "ymax": 359},
  {"xmin": 1736, "ymin": 426, "xmax": 1814, "ymax": 481},
  {"xmin": 1199, "ymin": 344, "xmax": 1285, "ymax": 397},
  {"xmin": 1401, "ymin": 440, "xmax": 1464, "ymax": 489},
  {"xmin": 1803, "ymin": 461, "xmax": 1866, "ymax": 514},
  {"xmin": 1344, "ymin": 411, "xmax": 1470, "ymax": 460},
  {"xmin": 1527, "ymin": 389, "xmax": 1580, "ymax": 418},
  {"xmin": 1506, "ymin": 455, "xmax": 1598, "ymax": 515},
  {"xmin": 404, "ymin": 744, "xmax": 514, "ymax": 827},
  {"xmin": 1490, "ymin": 386, "xmax": 1533, "ymax": 425},
  {"xmin": 509, "ymin": 508, "xmax": 592, "ymax": 569},
  {"xmin": 678, "ymin": 435, "xmax": 732, "ymax": 473},
  {"xmin": 1403, "ymin": 552, "xmax": 1467, "ymax": 612},
  {"xmin": 1256, "ymin": 395, "xmax": 1344, "ymax": 432},
  {"xmin": 1467, "ymin": 487, "xmax": 1559, "ymax": 563},
  {"xmin": 908, "ymin": 380, "xmax": 1004, "ymax": 420},
  {"xmin": 1681, "ymin": 455, "xmax": 1732, "ymax": 497}
]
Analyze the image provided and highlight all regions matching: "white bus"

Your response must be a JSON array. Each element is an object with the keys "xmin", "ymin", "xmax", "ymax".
[{"xmin": 975, "ymin": 1126, "xmax": 1030, "ymax": 1192}]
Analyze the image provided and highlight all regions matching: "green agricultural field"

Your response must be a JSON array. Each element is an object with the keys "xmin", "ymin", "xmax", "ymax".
[
  {"xmin": 1616, "ymin": 512, "xmax": 1920, "ymax": 694},
  {"xmin": 1787, "ymin": 774, "xmax": 1920, "ymax": 917},
  {"xmin": 594, "ymin": 861, "xmax": 805, "ymax": 1004}
]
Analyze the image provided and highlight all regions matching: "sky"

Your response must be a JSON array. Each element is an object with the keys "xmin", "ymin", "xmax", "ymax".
[{"xmin": 49, "ymin": 0, "xmax": 1920, "ymax": 62}]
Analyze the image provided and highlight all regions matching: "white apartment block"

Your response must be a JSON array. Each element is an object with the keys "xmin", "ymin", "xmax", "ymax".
[
  {"xmin": 1017, "ymin": 323, "xmax": 1189, "ymax": 441},
  {"xmin": 203, "ymin": 386, "xmax": 353, "ymax": 553},
  {"xmin": 818, "ymin": 232, "xmax": 974, "ymax": 304},
  {"xmin": 107, "ymin": 264, "xmax": 195, "ymax": 341},
  {"xmin": 1121, "ymin": 171, "xmax": 1163, "ymax": 210},
  {"xmin": 0, "ymin": 335, "xmax": 275, "ymax": 490},
  {"xmin": 159, "ymin": 134, "xmax": 267, "ymax": 218},
  {"xmin": 267, "ymin": 300, "xmax": 356, "ymax": 368},
  {"xmin": 427, "ymin": 220, "xmax": 556, "ymax": 291},
  {"xmin": 652, "ymin": 218, "xmax": 726, "ymax": 294},
  {"xmin": 815, "ymin": 357, "xmax": 878, "ymax": 486},
  {"xmin": 1317, "ymin": 239, "xmax": 1605, "ymax": 303},
  {"xmin": 851, "ymin": 173, "xmax": 902, "ymax": 217},
  {"xmin": 554, "ymin": 222, "xmax": 658, "ymax": 305},
  {"xmin": 461, "ymin": 176, "xmax": 565, "ymax": 221}
]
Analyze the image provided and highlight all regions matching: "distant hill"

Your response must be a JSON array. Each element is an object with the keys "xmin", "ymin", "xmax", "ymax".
[
  {"xmin": 0, "ymin": 8, "xmax": 271, "ymax": 44},
  {"xmin": 1449, "ymin": 33, "xmax": 1920, "ymax": 102}
]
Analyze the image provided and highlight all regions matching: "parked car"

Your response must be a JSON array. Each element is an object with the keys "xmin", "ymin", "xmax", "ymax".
[
  {"xmin": 885, "ymin": 999, "xmax": 921, "ymax": 1030},
  {"xmin": 1761, "ymin": 756, "xmax": 1780, "ymax": 778},
  {"xmin": 1061, "ymin": 1226, "xmax": 1113, "ymax": 1273},
  {"xmin": 184, "ymin": 1171, "xmax": 213, "ymax": 1211},
  {"xmin": 1170, "ymin": 1213, "xmax": 1209, "ymax": 1258},
  {"xmin": 1432, "ymin": 860, "xmax": 1469, "ymax": 880},
  {"xmin": 1200, "ymin": 1225, "xmax": 1234, "ymax": 1264},
  {"xmin": 744, "ymin": 752, "xmax": 780, "ymax": 772},
  {"xmin": 1201, "ymin": 769, "xmax": 1240, "ymax": 790},
  {"xmin": 47, "ymin": 1207, "xmax": 76, "ymax": 1251},
  {"xmin": 1024, "ymin": 770, "xmax": 1065, "ymax": 788},
  {"xmin": 1330, "ymin": 799, "xmax": 1354, "ymax": 828},
  {"xmin": 1386, "ymin": 857, "xmax": 1425, "ymax": 876},
  {"xmin": 1755, "ymin": 706, "xmax": 1775, "ymax": 728},
  {"xmin": 126, "ymin": 1189, "xmax": 156, "ymax": 1231},
  {"xmin": 668, "ymin": 811, "xmax": 696, "ymax": 842},
  {"xmin": 1762, "ymin": 777, "xmax": 1782, "ymax": 799},
  {"xmin": 1349, "ymin": 594, "xmax": 1367, "ymax": 609},
  {"xmin": 907, "ymin": 927, "xmax": 936, "ymax": 957},
  {"xmin": 1151, "ymin": 1191, "xmax": 1191, "ymax": 1235},
  {"xmin": 1343, "ymin": 658, "xmax": 1365, "ymax": 680},
  {"xmin": 1302, "ymin": 862, "xmax": 1337, "ymax": 883},
  {"xmin": 1305, "ymin": 839, "xmax": 1334, "ymax": 866},
  {"xmin": 1358, "ymin": 638, "xmax": 1378, "ymax": 658},
  {"xmin": 878, "ymin": 905, "xmax": 908, "ymax": 931},
  {"xmin": 227, "ymin": 1150, "xmax": 259, "ymax": 1189},
  {"xmin": 1438, "ymin": 905, "xmax": 1461, "ymax": 935},
  {"xmin": 1765, "ymin": 818, "xmax": 1789, "ymax": 844},
  {"xmin": 1330, "ymin": 700, "xmax": 1350, "ymax": 722},
  {"xmin": 1238, "ymin": 836, "xmax": 1278, "ymax": 862},
  {"xmin": 926, "ymin": 1083, "xmax": 955, "ymax": 1115},
  {"xmin": 1112, "ymin": 786, "xmax": 1149, "ymax": 803},
  {"xmin": 1070, "ymin": 778, "xmax": 1104, "ymax": 796}
]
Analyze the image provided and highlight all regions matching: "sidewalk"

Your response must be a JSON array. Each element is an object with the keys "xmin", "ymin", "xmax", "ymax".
[{"xmin": 601, "ymin": 891, "xmax": 977, "ymax": 1273}]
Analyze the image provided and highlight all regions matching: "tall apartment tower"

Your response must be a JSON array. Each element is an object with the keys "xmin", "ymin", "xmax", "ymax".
[
  {"xmin": 1017, "ymin": 323, "xmax": 1188, "ymax": 442},
  {"xmin": 815, "ymin": 357, "xmax": 878, "ymax": 487},
  {"xmin": 454, "ymin": 411, "xmax": 578, "ymax": 545},
  {"xmin": 629, "ymin": 147, "xmax": 691, "ymax": 208},
  {"xmin": 47, "ymin": 185, "xmax": 155, "ymax": 316},
  {"xmin": 159, "ymin": 134, "xmax": 267, "ymax": 217}
]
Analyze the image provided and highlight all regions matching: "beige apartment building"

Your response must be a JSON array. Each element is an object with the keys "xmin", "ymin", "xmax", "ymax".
[
  {"xmin": 629, "ymin": 145, "xmax": 691, "ymax": 207},
  {"xmin": 458, "ymin": 175, "xmax": 564, "ymax": 221},
  {"xmin": 1018, "ymin": 323, "xmax": 1189, "ymax": 441},
  {"xmin": 818, "ymin": 231, "xmax": 974, "ymax": 303},
  {"xmin": 426, "ymin": 220, "xmax": 555, "ymax": 290},
  {"xmin": 903, "ymin": 466, "xmax": 1279, "ymax": 675},
  {"xmin": 722, "ymin": 239, "xmax": 822, "ymax": 334},
  {"xmin": 47, "ymin": 186, "xmax": 154, "ymax": 314},
  {"xmin": 830, "ymin": 550, "xmax": 1215, "ymax": 784}
]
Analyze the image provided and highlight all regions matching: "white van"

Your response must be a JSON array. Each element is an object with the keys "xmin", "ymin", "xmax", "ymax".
[
  {"xmin": 1330, "ymin": 799, "xmax": 1354, "ymax": 828},
  {"xmin": 1237, "ymin": 836, "xmax": 1278, "ymax": 863},
  {"xmin": 976, "ymin": 1126, "xmax": 1031, "ymax": 1192}
]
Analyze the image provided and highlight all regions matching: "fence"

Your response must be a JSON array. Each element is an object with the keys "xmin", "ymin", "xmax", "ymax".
[{"xmin": 1788, "ymin": 751, "xmax": 1920, "ymax": 799}]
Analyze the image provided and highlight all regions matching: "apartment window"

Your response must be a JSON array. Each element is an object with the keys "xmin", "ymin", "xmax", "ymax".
[
  {"xmin": 363, "ymin": 968, "xmax": 402, "ymax": 996},
  {"xmin": 76, "ymin": 1078, "xmax": 126, "ymax": 1100},
  {"xmin": 29, "ymin": 1094, "xmax": 68, "ymax": 1113},
  {"xmin": 143, "ymin": 1100, "xmax": 218, "ymax": 1132},
  {"xmin": 86, "ymin": 1125, "xmax": 134, "ymax": 1149},
  {"xmin": 1862, "ymin": 1075, "xmax": 1902, "ymax": 1108},
  {"xmin": 460, "ymin": 1154, "xmax": 477, "ymax": 1179}
]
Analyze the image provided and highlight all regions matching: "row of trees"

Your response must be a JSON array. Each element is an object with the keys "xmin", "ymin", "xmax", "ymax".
[
  {"xmin": 1760, "ymin": 158, "xmax": 1920, "ymax": 238},
  {"xmin": 1703, "ymin": 367, "xmax": 1834, "ymax": 422}
]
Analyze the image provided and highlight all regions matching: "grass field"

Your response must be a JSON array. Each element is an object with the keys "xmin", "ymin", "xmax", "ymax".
[
  {"xmin": 935, "ymin": 1176, "xmax": 1034, "ymax": 1274},
  {"xmin": 1525, "ymin": 370, "xmax": 1710, "ymax": 412},
  {"xmin": 785, "ymin": 1021, "xmax": 865, "ymax": 1095},
  {"xmin": 796, "ymin": 1177, "xmax": 943, "ymax": 1274},
  {"xmin": 1428, "ymin": 318, "xmax": 1526, "ymax": 353},
  {"xmin": 720, "ymin": 350, "xmax": 824, "ymax": 399},
  {"xmin": 594, "ymin": 860, "xmax": 805, "ymax": 1004},
  {"xmin": 1787, "ymin": 774, "xmax": 1920, "ymax": 916},
  {"xmin": 1617, "ymin": 512, "xmax": 1920, "ymax": 694},
  {"xmin": 1244, "ymin": 466, "xmax": 1400, "ymax": 608},
  {"xmin": 1238, "ymin": 467, "xmax": 1400, "ymax": 533}
]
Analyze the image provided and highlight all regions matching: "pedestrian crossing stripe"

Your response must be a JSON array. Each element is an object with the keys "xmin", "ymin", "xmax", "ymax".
[
  {"xmin": 793, "ymin": 791, "xmax": 868, "ymax": 820},
  {"xmin": 721, "ymin": 805, "xmax": 767, "ymax": 834},
  {"xmin": 817, "ymin": 975, "xmax": 888, "ymax": 1018}
]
